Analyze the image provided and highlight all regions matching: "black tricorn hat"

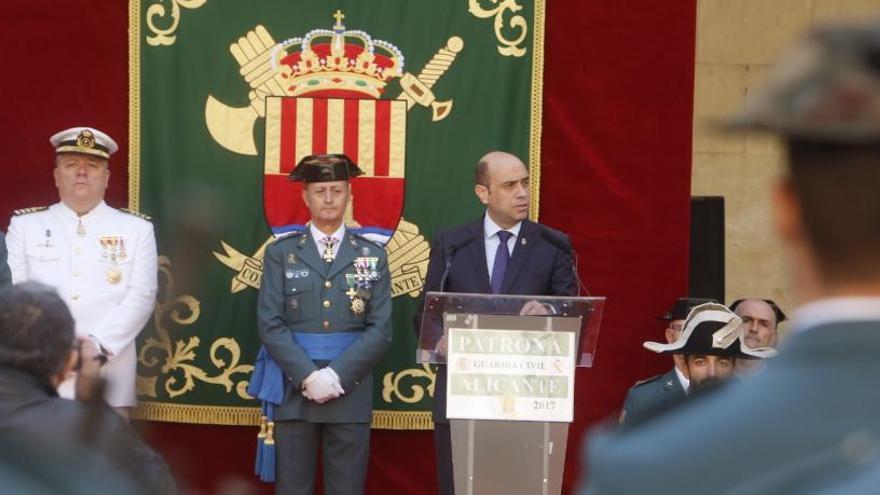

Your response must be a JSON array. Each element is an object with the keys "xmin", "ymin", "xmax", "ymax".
[
  {"xmin": 657, "ymin": 297, "xmax": 718, "ymax": 321},
  {"xmin": 728, "ymin": 298, "xmax": 788, "ymax": 323},
  {"xmin": 288, "ymin": 154, "xmax": 364, "ymax": 183},
  {"xmin": 645, "ymin": 303, "xmax": 777, "ymax": 360}
]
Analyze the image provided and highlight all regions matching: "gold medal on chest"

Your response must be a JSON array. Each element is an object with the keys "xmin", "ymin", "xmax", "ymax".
[
  {"xmin": 345, "ymin": 273, "xmax": 365, "ymax": 315},
  {"xmin": 106, "ymin": 266, "xmax": 122, "ymax": 285},
  {"xmin": 350, "ymin": 297, "xmax": 366, "ymax": 315}
]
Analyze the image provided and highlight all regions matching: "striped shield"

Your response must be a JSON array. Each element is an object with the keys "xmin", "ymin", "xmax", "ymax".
[{"xmin": 263, "ymin": 96, "xmax": 407, "ymax": 244}]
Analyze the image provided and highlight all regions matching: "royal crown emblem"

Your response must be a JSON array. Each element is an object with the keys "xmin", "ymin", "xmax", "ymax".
[
  {"xmin": 206, "ymin": 10, "xmax": 462, "ymax": 156},
  {"xmin": 273, "ymin": 10, "xmax": 404, "ymax": 98},
  {"xmin": 212, "ymin": 12, "xmax": 441, "ymax": 299}
]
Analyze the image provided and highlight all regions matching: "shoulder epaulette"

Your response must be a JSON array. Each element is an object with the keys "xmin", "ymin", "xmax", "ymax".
[
  {"xmin": 271, "ymin": 230, "xmax": 304, "ymax": 244},
  {"xmin": 633, "ymin": 374, "xmax": 662, "ymax": 388},
  {"xmin": 350, "ymin": 232, "xmax": 384, "ymax": 249},
  {"xmin": 120, "ymin": 208, "xmax": 152, "ymax": 222},
  {"xmin": 13, "ymin": 206, "xmax": 48, "ymax": 216}
]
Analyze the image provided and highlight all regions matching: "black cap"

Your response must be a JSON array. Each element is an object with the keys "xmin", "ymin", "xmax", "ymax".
[
  {"xmin": 288, "ymin": 154, "xmax": 364, "ymax": 183},
  {"xmin": 729, "ymin": 298, "xmax": 787, "ymax": 323},
  {"xmin": 658, "ymin": 297, "xmax": 718, "ymax": 321}
]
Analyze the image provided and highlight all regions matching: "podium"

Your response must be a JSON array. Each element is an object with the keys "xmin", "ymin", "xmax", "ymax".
[{"xmin": 418, "ymin": 292, "xmax": 604, "ymax": 495}]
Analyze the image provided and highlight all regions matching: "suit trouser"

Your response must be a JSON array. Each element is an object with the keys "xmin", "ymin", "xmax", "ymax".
[
  {"xmin": 434, "ymin": 421, "xmax": 453, "ymax": 495},
  {"xmin": 275, "ymin": 420, "xmax": 370, "ymax": 495}
]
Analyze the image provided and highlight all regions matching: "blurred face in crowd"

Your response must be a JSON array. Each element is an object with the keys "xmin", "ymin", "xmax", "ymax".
[
  {"xmin": 684, "ymin": 354, "xmax": 735, "ymax": 390},
  {"xmin": 735, "ymin": 299, "xmax": 779, "ymax": 348},
  {"xmin": 54, "ymin": 153, "xmax": 110, "ymax": 214},
  {"xmin": 475, "ymin": 152, "xmax": 530, "ymax": 229},
  {"xmin": 302, "ymin": 180, "xmax": 350, "ymax": 232},
  {"xmin": 664, "ymin": 319, "xmax": 685, "ymax": 344},
  {"xmin": 665, "ymin": 319, "xmax": 686, "ymax": 371}
]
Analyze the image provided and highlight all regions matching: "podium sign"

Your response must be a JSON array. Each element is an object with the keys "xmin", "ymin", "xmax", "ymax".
[
  {"xmin": 416, "ymin": 293, "xmax": 604, "ymax": 495},
  {"xmin": 446, "ymin": 327, "xmax": 575, "ymax": 422}
]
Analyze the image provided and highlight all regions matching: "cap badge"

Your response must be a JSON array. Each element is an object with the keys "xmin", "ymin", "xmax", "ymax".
[{"xmin": 76, "ymin": 130, "xmax": 96, "ymax": 149}]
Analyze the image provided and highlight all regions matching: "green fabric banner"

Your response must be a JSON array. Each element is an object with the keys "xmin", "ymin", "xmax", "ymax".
[{"xmin": 131, "ymin": 0, "xmax": 544, "ymax": 428}]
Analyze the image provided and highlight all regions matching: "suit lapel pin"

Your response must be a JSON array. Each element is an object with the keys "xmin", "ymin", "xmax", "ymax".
[
  {"xmin": 521, "ymin": 237, "xmax": 527, "ymax": 246},
  {"xmin": 361, "ymin": 246, "xmax": 370, "ymax": 256},
  {"xmin": 287, "ymin": 253, "xmax": 297, "ymax": 264},
  {"xmin": 298, "ymin": 234, "xmax": 308, "ymax": 246}
]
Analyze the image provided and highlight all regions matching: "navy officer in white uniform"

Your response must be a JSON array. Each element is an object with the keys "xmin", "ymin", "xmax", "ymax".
[{"xmin": 6, "ymin": 127, "xmax": 158, "ymax": 417}]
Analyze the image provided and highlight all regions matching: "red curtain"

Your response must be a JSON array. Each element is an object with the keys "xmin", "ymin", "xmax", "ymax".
[{"xmin": 0, "ymin": 1, "xmax": 695, "ymax": 493}]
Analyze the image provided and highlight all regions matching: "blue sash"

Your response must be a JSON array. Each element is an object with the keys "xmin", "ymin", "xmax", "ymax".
[
  {"xmin": 248, "ymin": 331, "xmax": 361, "ymax": 483},
  {"xmin": 292, "ymin": 331, "xmax": 360, "ymax": 361}
]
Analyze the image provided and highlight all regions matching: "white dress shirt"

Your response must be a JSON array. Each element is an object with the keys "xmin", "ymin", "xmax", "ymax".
[
  {"xmin": 483, "ymin": 214, "xmax": 522, "ymax": 284},
  {"xmin": 309, "ymin": 223, "xmax": 345, "ymax": 261},
  {"xmin": 674, "ymin": 366, "xmax": 690, "ymax": 393}
]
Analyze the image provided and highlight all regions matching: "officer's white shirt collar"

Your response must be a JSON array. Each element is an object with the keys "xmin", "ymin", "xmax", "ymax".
[
  {"xmin": 54, "ymin": 200, "xmax": 108, "ymax": 222},
  {"xmin": 483, "ymin": 213, "xmax": 522, "ymax": 241},
  {"xmin": 483, "ymin": 213, "xmax": 521, "ymax": 282},
  {"xmin": 309, "ymin": 222, "xmax": 345, "ymax": 260},
  {"xmin": 674, "ymin": 366, "xmax": 690, "ymax": 393},
  {"xmin": 790, "ymin": 296, "xmax": 880, "ymax": 334}
]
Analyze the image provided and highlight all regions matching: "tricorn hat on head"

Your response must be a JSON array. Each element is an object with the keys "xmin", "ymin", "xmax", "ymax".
[
  {"xmin": 657, "ymin": 297, "xmax": 718, "ymax": 321},
  {"xmin": 645, "ymin": 303, "xmax": 777, "ymax": 359},
  {"xmin": 288, "ymin": 153, "xmax": 364, "ymax": 183}
]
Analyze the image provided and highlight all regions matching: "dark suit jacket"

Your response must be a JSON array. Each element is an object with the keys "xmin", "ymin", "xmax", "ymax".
[
  {"xmin": 582, "ymin": 319, "xmax": 880, "ymax": 495},
  {"xmin": 0, "ymin": 367, "xmax": 175, "ymax": 494},
  {"xmin": 257, "ymin": 230, "xmax": 392, "ymax": 423},
  {"xmin": 619, "ymin": 368, "xmax": 686, "ymax": 426},
  {"xmin": 416, "ymin": 218, "xmax": 578, "ymax": 422}
]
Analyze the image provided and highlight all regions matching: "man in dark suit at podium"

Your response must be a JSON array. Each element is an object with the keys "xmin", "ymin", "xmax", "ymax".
[{"xmin": 416, "ymin": 151, "xmax": 578, "ymax": 494}]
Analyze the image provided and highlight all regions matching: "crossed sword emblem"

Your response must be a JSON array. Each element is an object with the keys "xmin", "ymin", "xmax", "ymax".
[{"xmin": 205, "ymin": 25, "xmax": 464, "ymax": 156}]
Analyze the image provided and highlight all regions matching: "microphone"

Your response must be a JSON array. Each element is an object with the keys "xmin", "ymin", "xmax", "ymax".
[
  {"xmin": 538, "ymin": 227, "xmax": 571, "ymax": 253},
  {"xmin": 439, "ymin": 235, "xmax": 474, "ymax": 292},
  {"xmin": 540, "ymin": 227, "xmax": 590, "ymax": 296}
]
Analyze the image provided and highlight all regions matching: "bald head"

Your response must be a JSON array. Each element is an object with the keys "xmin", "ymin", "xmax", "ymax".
[
  {"xmin": 734, "ymin": 299, "xmax": 779, "ymax": 348},
  {"xmin": 474, "ymin": 151, "xmax": 530, "ymax": 229},
  {"xmin": 475, "ymin": 151, "xmax": 526, "ymax": 186}
]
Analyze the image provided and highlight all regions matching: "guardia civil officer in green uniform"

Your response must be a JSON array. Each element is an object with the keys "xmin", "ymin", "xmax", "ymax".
[
  {"xmin": 256, "ymin": 154, "xmax": 392, "ymax": 495},
  {"xmin": 619, "ymin": 297, "xmax": 715, "ymax": 426}
]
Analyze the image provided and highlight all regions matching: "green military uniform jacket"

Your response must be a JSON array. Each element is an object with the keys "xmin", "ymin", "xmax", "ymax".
[
  {"xmin": 582, "ymin": 319, "xmax": 880, "ymax": 494},
  {"xmin": 619, "ymin": 367, "xmax": 686, "ymax": 425},
  {"xmin": 257, "ymin": 228, "xmax": 392, "ymax": 423}
]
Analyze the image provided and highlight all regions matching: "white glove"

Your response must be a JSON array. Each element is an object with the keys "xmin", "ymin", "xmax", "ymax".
[
  {"xmin": 322, "ymin": 367, "xmax": 345, "ymax": 396},
  {"xmin": 302, "ymin": 369, "xmax": 341, "ymax": 403}
]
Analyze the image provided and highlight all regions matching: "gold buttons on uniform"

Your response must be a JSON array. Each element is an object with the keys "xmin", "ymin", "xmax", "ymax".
[
  {"xmin": 323, "ymin": 300, "xmax": 331, "ymax": 308},
  {"xmin": 72, "ymin": 294, "xmax": 80, "ymax": 300},
  {"xmin": 73, "ymin": 270, "xmax": 81, "ymax": 277},
  {"xmin": 324, "ymin": 281, "xmax": 332, "ymax": 289},
  {"xmin": 323, "ymin": 321, "xmax": 331, "ymax": 329}
]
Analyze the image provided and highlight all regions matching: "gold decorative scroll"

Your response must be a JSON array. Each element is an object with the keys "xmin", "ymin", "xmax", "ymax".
[
  {"xmin": 145, "ymin": 0, "xmax": 207, "ymax": 46},
  {"xmin": 381, "ymin": 363, "xmax": 436, "ymax": 404},
  {"xmin": 468, "ymin": 0, "xmax": 528, "ymax": 57},
  {"xmin": 137, "ymin": 256, "xmax": 254, "ymax": 399}
]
